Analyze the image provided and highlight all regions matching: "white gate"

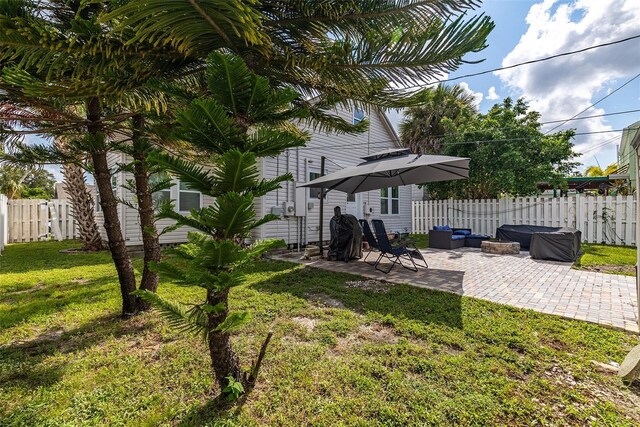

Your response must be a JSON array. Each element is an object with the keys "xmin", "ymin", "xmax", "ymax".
[{"xmin": 6, "ymin": 199, "xmax": 78, "ymax": 243}]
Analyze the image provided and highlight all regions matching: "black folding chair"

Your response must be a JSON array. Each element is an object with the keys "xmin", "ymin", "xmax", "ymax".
[
  {"xmin": 371, "ymin": 219, "xmax": 428, "ymax": 274},
  {"xmin": 359, "ymin": 220, "xmax": 381, "ymax": 266}
]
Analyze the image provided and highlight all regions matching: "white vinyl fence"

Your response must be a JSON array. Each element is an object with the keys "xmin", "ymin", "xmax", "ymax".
[
  {"xmin": 0, "ymin": 194, "xmax": 7, "ymax": 253},
  {"xmin": 6, "ymin": 198, "xmax": 78, "ymax": 243},
  {"xmin": 413, "ymin": 195, "xmax": 637, "ymax": 246}
]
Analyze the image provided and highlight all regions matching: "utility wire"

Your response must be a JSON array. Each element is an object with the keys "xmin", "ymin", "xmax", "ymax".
[
  {"xmin": 544, "ymin": 72, "xmax": 640, "ymax": 134},
  {"xmin": 293, "ymin": 127, "xmax": 629, "ymax": 153},
  {"xmin": 401, "ymin": 34, "xmax": 640, "ymax": 89}
]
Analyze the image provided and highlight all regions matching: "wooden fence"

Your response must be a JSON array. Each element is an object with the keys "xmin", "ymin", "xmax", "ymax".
[
  {"xmin": 0, "ymin": 194, "xmax": 7, "ymax": 253},
  {"xmin": 6, "ymin": 198, "xmax": 78, "ymax": 243},
  {"xmin": 412, "ymin": 195, "xmax": 637, "ymax": 246}
]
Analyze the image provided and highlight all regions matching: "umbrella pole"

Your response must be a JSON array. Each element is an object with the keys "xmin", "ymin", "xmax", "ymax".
[{"xmin": 319, "ymin": 156, "xmax": 326, "ymax": 258}]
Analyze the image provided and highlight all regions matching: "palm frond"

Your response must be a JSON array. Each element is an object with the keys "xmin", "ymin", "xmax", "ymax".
[
  {"xmin": 149, "ymin": 150, "xmax": 215, "ymax": 194},
  {"xmin": 133, "ymin": 290, "xmax": 207, "ymax": 337}
]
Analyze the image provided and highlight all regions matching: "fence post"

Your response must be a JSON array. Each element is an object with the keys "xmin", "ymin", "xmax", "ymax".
[{"xmin": 0, "ymin": 194, "xmax": 7, "ymax": 254}]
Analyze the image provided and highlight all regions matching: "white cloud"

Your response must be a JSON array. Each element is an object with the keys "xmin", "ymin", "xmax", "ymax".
[
  {"xmin": 496, "ymin": 0, "xmax": 640, "ymax": 162},
  {"xmin": 486, "ymin": 86, "xmax": 500, "ymax": 100},
  {"xmin": 459, "ymin": 81, "xmax": 484, "ymax": 107},
  {"xmin": 44, "ymin": 165, "xmax": 63, "ymax": 183}
]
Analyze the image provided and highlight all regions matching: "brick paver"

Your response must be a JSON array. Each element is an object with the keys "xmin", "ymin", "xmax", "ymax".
[{"xmin": 273, "ymin": 248, "xmax": 638, "ymax": 333}]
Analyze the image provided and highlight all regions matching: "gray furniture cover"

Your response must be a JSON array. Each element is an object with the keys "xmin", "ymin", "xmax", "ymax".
[
  {"xmin": 328, "ymin": 212, "xmax": 363, "ymax": 261},
  {"xmin": 496, "ymin": 224, "xmax": 560, "ymax": 250},
  {"xmin": 496, "ymin": 224, "xmax": 581, "ymax": 261},
  {"xmin": 529, "ymin": 229, "xmax": 581, "ymax": 262}
]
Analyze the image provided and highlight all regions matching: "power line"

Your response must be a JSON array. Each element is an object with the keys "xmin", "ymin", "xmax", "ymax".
[
  {"xmin": 542, "ymin": 108, "xmax": 640, "ymax": 124},
  {"xmin": 544, "ymin": 72, "xmax": 640, "ymax": 134},
  {"xmin": 402, "ymin": 34, "xmax": 640, "ymax": 89},
  {"xmin": 292, "ymin": 127, "xmax": 630, "ymax": 153}
]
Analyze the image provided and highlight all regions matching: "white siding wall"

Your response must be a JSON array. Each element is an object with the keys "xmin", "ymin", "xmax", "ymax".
[
  {"xmin": 118, "ymin": 154, "xmax": 215, "ymax": 246},
  {"xmin": 99, "ymin": 108, "xmax": 412, "ymax": 247},
  {"xmin": 255, "ymin": 107, "xmax": 412, "ymax": 246},
  {"xmin": 94, "ymin": 152, "xmax": 126, "ymax": 242}
]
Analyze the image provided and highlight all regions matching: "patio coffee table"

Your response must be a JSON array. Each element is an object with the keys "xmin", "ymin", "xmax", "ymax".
[{"xmin": 481, "ymin": 240, "xmax": 520, "ymax": 255}]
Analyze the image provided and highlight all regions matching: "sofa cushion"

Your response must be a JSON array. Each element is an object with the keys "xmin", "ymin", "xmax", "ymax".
[
  {"xmin": 467, "ymin": 234, "xmax": 490, "ymax": 239},
  {"xmin": 451, "ymin": 234, "xmax": 466, "ymax": 240},
  {"xmin": 433, "ymin": 225, "xmax": 451, "ymax": 231},
  {"xmin": 453, "ymin": 230, "xmax": 471, "ymax": 236}
]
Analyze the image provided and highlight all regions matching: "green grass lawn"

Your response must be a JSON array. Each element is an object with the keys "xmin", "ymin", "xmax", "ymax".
[
  {"xmin": 2, "ymin": 241, "xmax": 640, "ymax": 426},
  {"xmin": 575, "ymin": 244, "xmax": 637, "ymax": 276}
]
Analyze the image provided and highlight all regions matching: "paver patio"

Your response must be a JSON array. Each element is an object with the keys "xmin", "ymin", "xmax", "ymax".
[{"xmin": 274, "ymin": 248, "xmax": 639, "ymax": 333}]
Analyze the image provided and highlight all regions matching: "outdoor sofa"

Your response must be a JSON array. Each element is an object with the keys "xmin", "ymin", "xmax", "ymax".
[
  {"xmin": 429, "ymin": 226, "xmax": 490, "ymax": 249},
  {"xmin": 495, "ymin": 224, "xmax": 581, "ymax": 261}
]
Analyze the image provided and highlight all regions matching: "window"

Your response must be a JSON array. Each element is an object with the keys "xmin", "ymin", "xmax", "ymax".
[
  {"xmin": 308, "ymin": 171, "xmax": 326, "ymax": 200},
  {"xmin": 380, "ymin": 186, "xmax": 399, "ymax": 215},
  {"xmin": 353, "ymin": 107, "xmax": 365, "ymax": 125},
  {"xmin": 178, "ymin": 181, "xmax": 202, "ymax": 211},
  {"xmin": 150, "ymin": 172, "xmax": 171, "ymax": 209},
  {"xmin": 347, "ymin": 193, "xmax": 356, "ymax": 202}
]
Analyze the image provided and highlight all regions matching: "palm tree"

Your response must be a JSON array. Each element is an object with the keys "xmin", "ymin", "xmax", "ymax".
[
  {"xmin": 136, "ymin": 53, "xmax": 309, "ymax": 396},
  {"xmin": 55, "ymin": 138, "xmax": 103, "ymax": 251},
  {"xmin": 584, "ymin": 164, "xmax": 618, "ymax": 177},
  {"xmin": 0, "ymin": 0, "xmax": 194, "ymax": 315},
  {"xmin": 400, "ymin": 84, "xmax": 478, "ymax": 154},
  {"xmin": 105, "ymin": 1, "xmax": 495, "ymax": 110}
]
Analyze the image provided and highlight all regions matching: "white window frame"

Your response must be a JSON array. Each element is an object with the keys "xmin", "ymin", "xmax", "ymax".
[
  {"xmin": 177, "ymin": 180, "xmax": 203, "ymax": 213},
  {"xmin": 150, "ymin": 172, "xmax": 172, "ymax": 211},
  {"xmin": 353, "ymin": 107, "xmax": 365, "ymax": 125},
  {"xmin": 380, "ymin": 186, "xmax": 399, "ymax": 215},
  {"xmin": 308, "ymin": 170, "xmax": 326, "ymax": 200}
]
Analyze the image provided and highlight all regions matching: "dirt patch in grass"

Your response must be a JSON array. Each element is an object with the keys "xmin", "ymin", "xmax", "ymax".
[
  {"xmin": 344, "ymin": 279, "xmax": 393, "ymax": 293},
  {"xmin": 542, "ymin": 365, "xmax": 640, "ymax": 425},
  {"xmin": 578, "ymin": 264, "xmax": 636, "ymax": 276},
  {"xmin": 333, "ymin": 324, "xmax": 399, "ymax": 354},
  {"xmin": 292, "ymin": 316, "xmax": 318, "ymax": 331},
  {"xmin": 305, "ymin": 293, "xmax": 345, "ymax": 309}
]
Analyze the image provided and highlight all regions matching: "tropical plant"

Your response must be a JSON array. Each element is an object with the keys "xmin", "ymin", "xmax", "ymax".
[
  {"xmin": 0, "ymin": 164, "xmax": 55, "ymax": 199},
  {"xmin": 135, "ymin": 53, "xmax": 309, "ymax": 395},
  {"xmin": 0, "ymin": 0, "xmax": 195, "ymax": 315},
  {"xmin": 61, "ymin": 161, "xmax": 103, "ymax": 251},
  {"xmin": 584, "ymin": 163, "xmax": 618, "ymax": 177},
  {"xmin": 400, "ymin": 84, "xmax": 478, "ymax": 154},
  {"xmin": 428, "ymin": 98, "xmax": 578, "ymax": 199},
  {"xmin": 107, "ymin": 0, "xmax": 495, "ymax": 110}
]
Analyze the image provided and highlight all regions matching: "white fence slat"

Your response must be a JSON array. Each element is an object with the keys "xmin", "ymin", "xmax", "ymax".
[
  {"xmin": 0, "ymin": 194, "xmax": 7, "ymax": 253},
  {"xmin": 412, "ymin": 195, "xmax": 637, "ymax": 245},
  {"xmin": 6, "ymin": 198, "xmax": 79, "ymax": 243}
]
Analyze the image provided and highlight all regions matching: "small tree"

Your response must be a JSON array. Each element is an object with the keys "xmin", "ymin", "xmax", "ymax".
[
  {"xmin": 428, "ymin": 98, "xmax": 578, "ymax": 199},
  {"xmin": 135, "ymin": 53, "xmax": 308, "ymax": 395}
]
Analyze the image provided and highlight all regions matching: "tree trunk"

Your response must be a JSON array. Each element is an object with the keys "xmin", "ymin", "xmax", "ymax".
[
  {"xmin": 207, "ymin": 289, "xmax": 242, "ymax": 389},
  {"xmin": 87, "ymin": 98, "xmax": 138, "ymax": 317},
  {"xmin": 131, "ymin": 115, "xmax": 161, "ymax": 311},
  {"xmin": 61, "ymin": 162, "xmax": 102, "ymax": 251}
]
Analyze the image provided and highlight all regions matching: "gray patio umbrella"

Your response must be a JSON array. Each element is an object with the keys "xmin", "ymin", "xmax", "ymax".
[
  {"xmin": 298, "ymin": 148, "xmax": 469, "ymax": 254},
  {"xmin": 298, "ymin": 148, "xmax": 470, "ymax": 194}
]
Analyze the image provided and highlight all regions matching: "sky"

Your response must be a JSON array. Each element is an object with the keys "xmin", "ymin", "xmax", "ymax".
[
  {"xmin": 25, "ymin": 0, "xmax": 640, "ymax": 183},
  {"xmin": 387, "ymin": 0, "xmax": 640, "ymax": 173}
]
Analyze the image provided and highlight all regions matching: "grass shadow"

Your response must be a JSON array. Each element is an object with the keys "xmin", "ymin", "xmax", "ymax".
[
  {"xmin": 0, "ymin": 312, "xmax": 152, "ymax": 390},
  {"xmin": 250, "ymin": 261, "xmax": 464, "ymax": 330},
  {"xmin": 0, "ymin": 275, "xmax": 116, "ymax": 329}
]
